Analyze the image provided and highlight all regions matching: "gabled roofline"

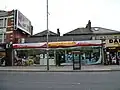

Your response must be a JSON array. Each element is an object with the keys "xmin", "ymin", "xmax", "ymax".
[
  {"xmin": 63, "ymin": 27, "xmax": 120, "ymax": 36},
  {"xmin": 33, "ymin": 30, "xmax": 58, "ymax": 36},
  {"xmin": 64, "ymin": 27, "xmax": 85, "ymax": 35},
  {"xmin": 64, "ymin": 32, "xmax": 120, "ymax": 36},
  {"xmin": 92, "ymin": 27, "xmax": 120, "ymax": 32}
]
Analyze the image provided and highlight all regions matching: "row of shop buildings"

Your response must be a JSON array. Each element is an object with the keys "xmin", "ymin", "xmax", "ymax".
[
  {"xmin": 19, "ymin": 20, "xmax": 120, "ymax": 66},
  {"xmin": 0, "ymin": 9, "xmax": 33, "ymax": 66},
  {"xmin": 0, "ymin": 10, "xmax": 120, "ymax": 66}
]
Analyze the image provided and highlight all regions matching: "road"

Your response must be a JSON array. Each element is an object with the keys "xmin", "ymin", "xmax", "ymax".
[{"xmin": 0, "ymin": 71, "xmax": 120, "ymax": 90}]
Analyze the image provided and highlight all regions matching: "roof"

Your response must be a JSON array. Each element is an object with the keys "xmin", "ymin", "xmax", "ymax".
[
  {"xmin": 64, "ymin": 27, "xmax": 120, "ymax": 36},
  {"xmin": 33, "ymin": 30, "xmax": 58, "ymax": 36},
  {"xmin": 91, "ymin": 27, "xmax": 120, "ymax": 34},
  {"xmin": 25, "ymin": 35, "xmax": 91, "ymax": 43},
  {"xmin": 58, "ymin": 35, "xmax": 91, "ymax": 41},
  {"xmin": 63, "ymin": 27, "xmax": 92, "ymax": 36}
]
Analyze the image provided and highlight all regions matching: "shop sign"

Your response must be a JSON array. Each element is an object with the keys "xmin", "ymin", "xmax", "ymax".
[
  {"xmin": 48, "ymin": 40, "xmax": 102, "ymax": 47},
  {"xmin": 13, "ymin": 42, "xmax": 46, "ymax": 48},
  {"xmin": 109, "ymin": 39, "xmax": 120, "ymax": 44},
  {"xmin": 105, "ymin": 39, "xmax": 120, "ymax": 47},
  {"xmin": 13, "ymin": 40, "xmax": 102, "ymax": 49},
  {"xmin": 48, "ymin": 41, "xmax": 76, "ymax": 47}
]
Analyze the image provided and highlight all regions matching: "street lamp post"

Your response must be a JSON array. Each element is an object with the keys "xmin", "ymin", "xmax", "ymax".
[{"xmin": 46, "ymin": 0, "xmax": 49, "ymax": 70}]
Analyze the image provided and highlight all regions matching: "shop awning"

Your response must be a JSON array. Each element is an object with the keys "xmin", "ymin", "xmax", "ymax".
[{"xmin": 13, "ymin": 40, "xmax": 102, "ymax": 49}]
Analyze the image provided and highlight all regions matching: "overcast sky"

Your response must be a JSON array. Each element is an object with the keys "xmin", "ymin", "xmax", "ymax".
[{"xmin": 1, "ymin": 0, "xmax": 120, "ymax": 35}]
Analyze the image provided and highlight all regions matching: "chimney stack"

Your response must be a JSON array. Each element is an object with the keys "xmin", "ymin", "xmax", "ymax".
[
  {"xmin": 86, "ymin": 20, "xmax": 91, "ymax": 30},
  {"xmin": 57, "ymin": 28, "xmax": 60, "ymax": 36}
]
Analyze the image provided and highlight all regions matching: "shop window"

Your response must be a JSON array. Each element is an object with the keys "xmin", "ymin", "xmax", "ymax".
[{"xmin": 49, "ymin": 53, "xmax": 54, "ymax": 59}]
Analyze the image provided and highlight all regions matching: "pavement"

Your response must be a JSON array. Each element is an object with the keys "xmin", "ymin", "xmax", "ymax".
[{"xmin": 0, "ymin": 65, "xmax": 120, "ymax": 72}]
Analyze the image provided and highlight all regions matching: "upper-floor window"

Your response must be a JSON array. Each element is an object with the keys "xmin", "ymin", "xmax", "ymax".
[
  {"xmin": 4, "ymin": 18, "xmax": 7, "ymax": 27},
  {"xmin": 0, "ymin": 19, "xmax": 4, "ymax": 27},
  {"xmin": 0, "ymin": 33, "xmax": 5, "ymax": 43},
  {"xmin": 0, "ymin": 18, "xmax": 7, "ymax": 28}
]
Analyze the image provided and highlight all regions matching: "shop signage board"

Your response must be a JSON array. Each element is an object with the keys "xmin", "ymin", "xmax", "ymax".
[
  {"xmin": 48, "ymin": 41, "xmax": 76, "ymax": 48},
  {"xmin": 13, "ymin": 42, "xmax": 46, "ymax": 48},
  {"xmin": 13, "ymin": 40, "xmax": 102, "ymax": 49},
  {"xmin": 105, "ymin": 39, "xmax": 120, "ymax": 47},
  {"xmin": 48, "ymin": 40, "xmax": 102, "ymax": 48}
]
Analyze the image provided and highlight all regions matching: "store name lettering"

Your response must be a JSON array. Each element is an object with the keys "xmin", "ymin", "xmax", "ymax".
[
  {"xmin": 109, "ymin": 39, "xmax": 120, "ymax": 44},
  {"xmin": 48, "ymin": 41, "xmax": 76, "ymax": 47}
]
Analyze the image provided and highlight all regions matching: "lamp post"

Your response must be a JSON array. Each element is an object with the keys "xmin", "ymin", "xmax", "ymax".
[{"xmin": 46, "ymin": 0, "xmax": 49, "ymax": 70}]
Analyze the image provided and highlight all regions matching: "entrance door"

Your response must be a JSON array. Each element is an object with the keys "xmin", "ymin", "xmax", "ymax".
[{"xmin": 72, "ymin": 51, "xmax": 81, "ymax": 70}]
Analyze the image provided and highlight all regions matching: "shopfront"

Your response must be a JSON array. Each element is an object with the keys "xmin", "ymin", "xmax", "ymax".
[
  {"xmin": 12, "ymin": 40, "xmax": 102, "ymax": 66},
  {"xmin": 55, "ymin": 46, "xmax": 102, "ymax": 65},
  {"xmin": 106, "ymin": 47, "xmax": 120, "ymax": 65},
  {"xmin": 105, "ymin": 39, "xmax": 120, "ymax": 65}
]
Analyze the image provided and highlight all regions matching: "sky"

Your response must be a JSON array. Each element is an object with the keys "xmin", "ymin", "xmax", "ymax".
[{"xmin": 1, "ymin": 0, "xmax": 120, "ymax": 35}]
